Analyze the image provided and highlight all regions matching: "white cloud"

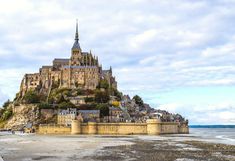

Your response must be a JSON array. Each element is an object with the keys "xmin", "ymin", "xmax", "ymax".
[
  {"xmin": 0, "ymin": 0, "xmax": 235, "ymax": 124},
  {"xmin": 202, "ymin": 43, "xmax": 235, "ymax": 57},
  {"xmin": 129, "ymin": 29, "xmax": 159, "ymax": 49},
  {"xmin": 190, "ymin": 79, "xmax": 235, "ymax": 86},
  {"xmin": 0, "ymin": 68, "xmax": 31, "ymax": 102},
  {"xmin": 139, "ymin": 56, "xmax": 158, "ymax": 65},
  {"xmin": 158, "ymin": 102, "xmax": 235, "ymax": 124},
  {"xmin": 158, "ymin": 103, "xmax": 182, "ymax": 113}
]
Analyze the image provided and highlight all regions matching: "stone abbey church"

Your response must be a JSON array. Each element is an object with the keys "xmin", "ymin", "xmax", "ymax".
[{"xmin": 19, "ymin": 22, "xmax": 117, "ymax": 97}]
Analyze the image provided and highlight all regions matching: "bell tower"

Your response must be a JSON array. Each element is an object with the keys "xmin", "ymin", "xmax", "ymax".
[{"xmin": 70, "ymin": 20, "xmax": 82, "ymax": 66}]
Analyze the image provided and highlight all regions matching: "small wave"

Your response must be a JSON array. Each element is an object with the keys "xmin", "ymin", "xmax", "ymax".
[
  {"xmin": 216, "ymin": 135, "xmax": 235, "ymax": 141},
  {"xmin": 216, "ymin": 135, "xmax": 225, "ymax": 139},
  {"xmin": 215, "ymin": 135, "xmax": 235, "ymax": 145},
  {"xmin": 223, "ymin": 137, "xmax": 235, "ymax": 142},
  {"xmin": 175, "ymin": 158, "xmax": 195, "ymax": 161}
]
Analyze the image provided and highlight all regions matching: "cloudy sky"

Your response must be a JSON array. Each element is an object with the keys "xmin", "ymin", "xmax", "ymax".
[{"xmin": 0, "ymin": 0, "xmax": 235, "ymax": 125}]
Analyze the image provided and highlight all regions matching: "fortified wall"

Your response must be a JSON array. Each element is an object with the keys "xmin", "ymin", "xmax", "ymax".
[{"xmin": 37, "ymin": 119, "xmax": 189, "ymax": 135}]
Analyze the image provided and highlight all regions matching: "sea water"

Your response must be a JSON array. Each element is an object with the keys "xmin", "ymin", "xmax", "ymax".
[{"xmin": 189, "ymin": 128, "xmax": 235, "ymax": 145}]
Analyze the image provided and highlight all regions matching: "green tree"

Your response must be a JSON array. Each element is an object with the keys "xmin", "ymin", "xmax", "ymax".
[
  {"xmin": 23, "ymin": 90, "xmax": 40, "ymax": 104},
  {"xmin": 1, "ymin": 108, "xmax": 13, "ymax": 121},
  {"xmin": 133, "ymin": 95, "xmax": 144, "ymax": 106},
  {"xmin": 97, "ymin": 79, "xmax": 109, "ymax": 89},
  {"xmin": 96, "ymin": 103, "xmax": 109, "ymax": 117},
  {"xmin": 48, "ymin": 88, "xmax": 70, "ymax": 104},
  {"xmin": 77, "ymin": 89, "xmax": 83, "ymax": 95},
  {"xmin": 58, "ymin": 101, "xmax": 76, "ymax": 109},
  {"xmin": 57, "ymin": 94, "xmax": 67, "ymax": 104},
  {"xmin": 85, "ymin": 97, "xmax": 94, "ymax": 103},
  {"xmin": 0, "ymin": 109, "xmax": 4, "ymax": 117},
  {"xmin": 113, "ymin": 89, "xmax": 122, "ymax": 101},
  {"xmin": 2, "ymin": 99, "xmax": 11, "ymax": 108},
  {"xmin": 94, "ymin": 90, "xmax": 110, "ymax": 103},
  {"xmin": 38, "ymin": 102, "xmax": 52, "ymax": 109}
]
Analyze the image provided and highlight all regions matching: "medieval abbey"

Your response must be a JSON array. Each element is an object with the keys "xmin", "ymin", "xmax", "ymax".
[{"xmin": 18, "ymin": 21, "xmax": 117, "ymax": 98}]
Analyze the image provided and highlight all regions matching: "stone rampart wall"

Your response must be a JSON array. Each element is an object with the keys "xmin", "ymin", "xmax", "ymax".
[
  {"xmin": 37, "ymin": 119, "xmax": 189, "ymax": 135},
  {"xmin": 38, "ymin": 124, "xmax": 71, "ymax": 134}
]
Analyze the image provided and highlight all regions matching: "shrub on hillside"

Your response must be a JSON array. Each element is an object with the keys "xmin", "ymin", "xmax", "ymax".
[
  {"xmin": 1, "ymin": 108, "xmax": 12, "ymax": 121},
  {"xmin": 23, "ymin": 90, "xmax": 40, "ymax": 104},
  {"xmin": 112, "ymin": 101, "xmax": 120, "ymax": 107},
  {"xmin": 113, "ymin": 89, "xmax": 122, "ymax": 101},
  {"xmin": 96, "ymin": 103, "xmax": 109, "ymax": 117},
  {"xmin": 76, "ymin": 89, "xmax": 83, "ymax": 95},
  {"xmin": 38, "ymin": 102, "xmax": 52, "ymax": 109},
  {"xmin": 58, "ymin": 101, "xmax": 76, "ymax": 109},
  {"xmin": 94, "ymin": 90, "xmax": 110, "ymax": 103},
  {"xmin": 2, "ymin": 99, "xmax": 11, "ymax": 108},
  {"xmin": 97, "ymin": 79, "xmax": 109, "ymax": 89},
  {"xmin": 85, "ymin": 97, "xmax": 94, "ymax": 103},
  {"xmin": 133, "ymin": 95, "xmax": 144, "ymax": 107}
]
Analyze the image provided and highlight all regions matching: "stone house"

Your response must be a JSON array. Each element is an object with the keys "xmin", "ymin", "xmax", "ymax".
[
  {"xmin": 78, "ymin": 110, "xmax": 100, "ymax": 122},
  {"xmin": 57, "ymin": 108, "xmax": 78, "ymax": 126},
  {"xmin": 108, "ymin": 107, "xmax": 125, "ymax": 122}
]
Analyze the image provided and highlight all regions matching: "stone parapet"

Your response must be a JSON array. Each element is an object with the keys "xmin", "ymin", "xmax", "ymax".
[{"xmin": 37, "ymin": 119, "xmax": 189, "ymax": 135}]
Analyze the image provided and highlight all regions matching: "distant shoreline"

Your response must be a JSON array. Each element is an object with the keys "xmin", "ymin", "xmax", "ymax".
[{"xmin": 190, "ymin": 125, "xmax": 235, "ymax": 128}]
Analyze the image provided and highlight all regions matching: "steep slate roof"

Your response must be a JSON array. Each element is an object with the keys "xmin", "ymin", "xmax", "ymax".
[
  {"xmin": 102, "ymin": 70, "xmax": 111, "ymax": 74},
  {"xmin": 72, "ymin": 41, "xmax": 81, "ymax": 50},
  {"xmin": 41, "ymin": 66, "xmax": 53, "ymax": 68},
  {"xmin": 63, "ymin": 65, "xmax": 97, "ymax": 69},
  {"xmin": 78, "ymin": 110, "xmax": 100, "ymax": 114},
  {"xmin": 72, "ymin": 20, "xmax": 81, "ymax": 50},
  {"xmin": 53, "ymin": 58, "xmax": 70, "ymax": 63},
  {"xmin": 82, "ymin": 52, "xmax": 89, "ymax": 55}
]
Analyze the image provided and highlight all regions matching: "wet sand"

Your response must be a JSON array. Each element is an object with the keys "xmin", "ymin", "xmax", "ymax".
[
  {"xmin": 90, "ymin": 139, "xmax": 235, "ymax": 161},
  {"xmin": 0, "ymin": 134, "xmax": 235, "ymax": 161}
]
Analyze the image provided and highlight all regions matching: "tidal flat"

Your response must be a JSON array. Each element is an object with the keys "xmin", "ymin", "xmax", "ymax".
[{"xmin": 0, "ymin": 131, "xmax": 235, "ymax": 161}]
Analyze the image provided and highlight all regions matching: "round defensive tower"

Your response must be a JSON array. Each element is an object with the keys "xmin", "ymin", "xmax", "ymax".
[
  {"xmin": 71, "ymin": 120, "xmax": 81, "ymax": 134},
  {"xmin": 146, "ymin": 119, "xmax": 161, "ymax": 135},
  {"xmin": 88, "ymin": 122, "xmax": 97, "ymax": 134}
]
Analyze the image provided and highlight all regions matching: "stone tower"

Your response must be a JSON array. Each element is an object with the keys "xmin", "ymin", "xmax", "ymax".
[{"xmin": 70, "ymin": 20, "xmax": 82, "ymax": 66}]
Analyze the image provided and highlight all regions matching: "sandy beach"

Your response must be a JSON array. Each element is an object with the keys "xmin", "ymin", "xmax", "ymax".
[{"xmin": 0, "ymin": 129, "xmax": 235, "ymax": 161}]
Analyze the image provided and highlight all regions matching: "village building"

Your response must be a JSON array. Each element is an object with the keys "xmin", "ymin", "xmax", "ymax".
[
  {"xmin": 79, "ymin": 110, "xmax": 100, "ymax": 122},
  {"xmin": 68, "ymin": 95, "xmax": 94, "ymax": 105},
  {"xmin": 57, "ymin": 108, "xmax": 78, "ymax": 126},
  {"xmin": 57, "ymin": 108, "xmax": 100, "ymax": 125},
  {"xmin": 107, "ymin": 106, "xmax": 125, "ymax": 122}
]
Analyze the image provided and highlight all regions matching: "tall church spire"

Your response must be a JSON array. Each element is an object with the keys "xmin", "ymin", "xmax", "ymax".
[
  {"xmin": 72, "ymin": 19, "xmax": 81, "ymax": 50},
  {"xmin": 75, "ymin": 19, "xmax": 79, "ymax": 42}
]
